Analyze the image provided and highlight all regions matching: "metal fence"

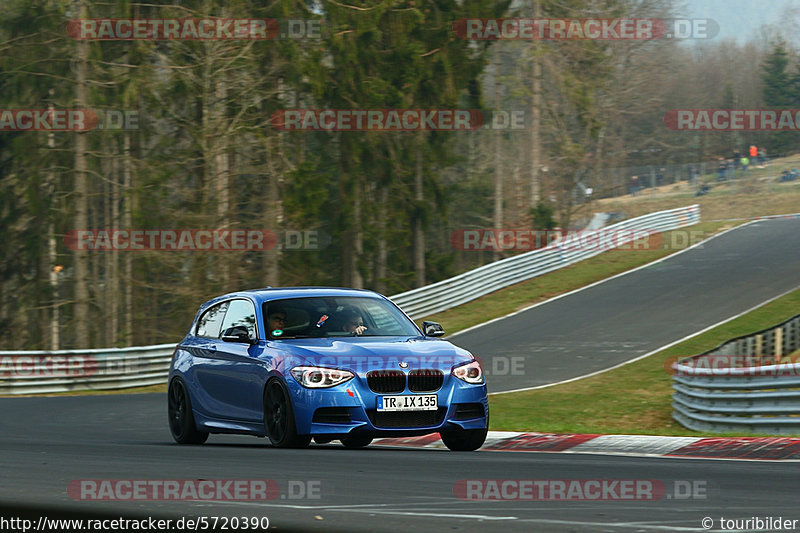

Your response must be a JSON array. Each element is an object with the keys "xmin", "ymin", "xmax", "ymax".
[
  {"xmin": 0, "ymin": 204, "xmax": 700, "ymax": 394},
  {"xmin": 0, "ymin": 344, "xmax": 175, "ymax": 395},
  {"xmin": 672, "ymin": 313, "xmax": 800, "ymax": 434},
  {"xmin": 391, "ymin": 204, "xmax": 700, "ymax": 319}
]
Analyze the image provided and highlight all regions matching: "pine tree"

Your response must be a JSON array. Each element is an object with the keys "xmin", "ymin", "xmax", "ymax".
[{"xmin": 762, "ymin": 41, "xmax": 796, "ymax": 153}]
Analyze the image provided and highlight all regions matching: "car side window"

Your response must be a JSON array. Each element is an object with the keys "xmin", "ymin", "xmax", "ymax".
[
  {"xmin": 196, "ymin": 301, "xmax": 229, "ymax": 338},
  {"xmin": 220, "ymin": 299, "xmax": 257, "ymax": 341}
]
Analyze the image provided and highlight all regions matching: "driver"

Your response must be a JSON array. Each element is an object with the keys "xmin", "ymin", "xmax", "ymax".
[
  {"xmin": 267, "ymin": 307, "xmax": 288, "ymax": 333},
  {"xmin": 340, "ymin": 309, "xmax": 367, "ymax": 336}
]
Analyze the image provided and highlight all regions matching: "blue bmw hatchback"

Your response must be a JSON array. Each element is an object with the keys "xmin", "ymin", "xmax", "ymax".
[{"xmin": 168, "ymin": 287, "xmax": 489, "ymax": 450}]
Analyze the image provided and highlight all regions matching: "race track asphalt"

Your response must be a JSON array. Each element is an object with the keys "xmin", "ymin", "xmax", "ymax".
[{"xmin": 1, "ymin": 394, "xmax": 798, "ymax": 532}]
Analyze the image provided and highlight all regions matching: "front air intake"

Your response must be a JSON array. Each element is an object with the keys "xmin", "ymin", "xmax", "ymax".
[
  {"xmin": 366, "ymin": 370, "xmax": 406, "ymax": 393},
  {"xmin": 408, "ymin": 369, "xmax": 444, "ymax": 392}
]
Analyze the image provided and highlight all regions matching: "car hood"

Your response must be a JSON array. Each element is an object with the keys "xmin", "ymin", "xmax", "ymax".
[{"xmin": 264, "ymin": 336, "xmax": 474, "ymax": 373}]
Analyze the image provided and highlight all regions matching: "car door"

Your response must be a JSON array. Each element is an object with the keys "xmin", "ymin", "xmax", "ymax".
[
  {"xmin": 209, "ymin": 298, "xmax": 267, "ymax": 423},
  {"xmin": 183, "ymin": 300, "xmax": 229, "ymax": 419}
]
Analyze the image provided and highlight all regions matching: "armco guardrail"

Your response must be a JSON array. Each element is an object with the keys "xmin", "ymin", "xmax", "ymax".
[
  {"xmin": 672, "ymin": 312, "xmax": 800, "ymax": 434},
  {"xmin": 0, "ymin": 204, "xmax": 699, "ymax": 394},
  {"xmin": 391, "ymin": 204, "xmax": 700, "ymax": 319},
  {"xmin": 0, "ymin": 344, "xmax": 174, "ymax": 395}
]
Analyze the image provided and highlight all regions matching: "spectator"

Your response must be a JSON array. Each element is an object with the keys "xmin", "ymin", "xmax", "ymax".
[
  {"xmin": 717, "ymin": 158, "xmax": 727, "ymax": 181},
  {"xmin": 740, "ymin": 156, "xmax": 749, "ymax": 172},
  {"xmin": 749, "ymin": 145, "xmax": 758, "ymax": 160},
  {"xmin": 630, "ymin": 175, "xmax": 640, "ymax": 196}
]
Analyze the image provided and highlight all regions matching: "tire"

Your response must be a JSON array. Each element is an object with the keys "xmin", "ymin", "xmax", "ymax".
[
  {"xmin": 168, "ymin": 379, "xmax": 209, "ymax": 445},
  {"xmin": 440, "ymin": 423, "xmax": 488, "ymax": 452},
  {"xmin": 340, "ymin": 434, "xmax": 373, "ymax": 449},
  {"xmin": 264, "ymin": 379, "xmax": 311, "ymax": 449}
]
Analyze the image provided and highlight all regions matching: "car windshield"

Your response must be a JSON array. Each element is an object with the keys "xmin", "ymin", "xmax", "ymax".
[{"xmin": 263, "ymin": 296, "xmax": 420, "ymax": 339}]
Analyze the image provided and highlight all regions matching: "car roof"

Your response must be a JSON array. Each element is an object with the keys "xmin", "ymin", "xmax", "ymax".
[{"xmin": 219, "ymin": 286, "xmax": 386, "ymax": 304}]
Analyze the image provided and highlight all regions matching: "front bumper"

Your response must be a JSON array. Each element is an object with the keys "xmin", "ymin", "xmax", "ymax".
[{"xmin": 286, "ymin": 372, "xmax": 489, "ymax": 438}]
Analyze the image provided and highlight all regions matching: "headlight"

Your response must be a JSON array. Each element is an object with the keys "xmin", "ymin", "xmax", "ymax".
[
  {"xmin": 452, "ymin": 360, "xmax": 483, "ymax": 384},
  {"xmin": 290, "ymin": 366, "xmax": 354, "ymax": 388}
]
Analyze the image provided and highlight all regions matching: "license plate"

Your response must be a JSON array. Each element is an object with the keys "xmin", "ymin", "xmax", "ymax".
[{"xmin": 377, "ymin": 394, "xmax": 438, "ymax": 412}]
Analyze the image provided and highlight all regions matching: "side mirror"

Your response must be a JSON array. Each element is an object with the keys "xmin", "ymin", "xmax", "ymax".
[
  {"xmin": 422, "ymin": 321, "xmax": 445, "ymax": 337},
  {"xmin": 221, "ymin": 326, "xmax": 256, "ymax": 344}
]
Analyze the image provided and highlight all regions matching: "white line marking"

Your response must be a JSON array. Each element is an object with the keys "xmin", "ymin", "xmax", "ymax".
[
  {"xmin": 511, "ymin": 518, "xmax": 713, "ymax": 531},
  {"xmin": 208, "ymin": 500, "xmax": 519, "ymax": 519},
  {"xmin": 326, "ymin": 509, "xmax": 518, "ymax": 520},
  {"xmin": 230, "ymin": 501, "xmax": 419, "ymax": 510}
]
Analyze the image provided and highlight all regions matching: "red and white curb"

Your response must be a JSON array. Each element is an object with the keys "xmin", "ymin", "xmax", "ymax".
[{"xmin": 373, "ymin": 432, "xmax": 800, "ymax": 460}]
